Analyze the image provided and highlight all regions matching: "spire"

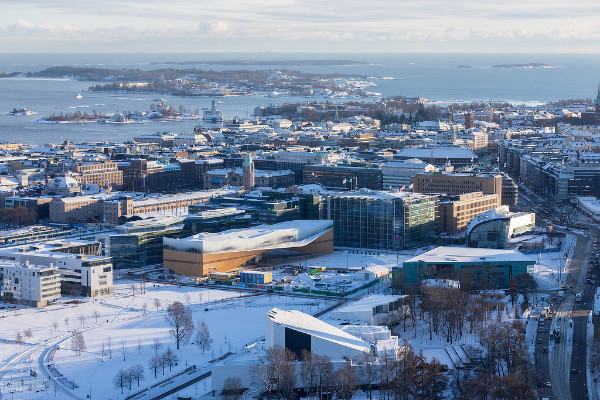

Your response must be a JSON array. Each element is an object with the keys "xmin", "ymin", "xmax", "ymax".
[{"xmin": 596, "ymin": 82, "xmax": 600, "ymax": 106}]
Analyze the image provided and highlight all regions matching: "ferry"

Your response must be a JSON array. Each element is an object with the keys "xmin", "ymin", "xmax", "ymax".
[{"xmin": 202, "ymin": 100, "xmax": 223, "ymax": 123}]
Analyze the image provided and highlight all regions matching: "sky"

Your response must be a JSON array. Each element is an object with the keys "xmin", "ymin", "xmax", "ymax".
[{"xmin": 1, "ymin": 0, "xmax": 599, "ymax": 53}]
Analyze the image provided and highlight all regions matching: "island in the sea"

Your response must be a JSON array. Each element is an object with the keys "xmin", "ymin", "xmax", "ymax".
[
  {"xmin": 0, "ymin": 65, "xmax": 380, "ymax": 99},
  {"xmin": 492, "ymin": 63, "xmax": 560, "ymax": 69},
  {"xmin": 8, "ymin": 108, "xmax": 37, "ymax": 115},
  {"xmin": 36, "ymin": 100, "xmax": 199, "ymax": 124},
  {"xmin": 155, "ymin": 59, "xmax": 369, "ymax": 66}
]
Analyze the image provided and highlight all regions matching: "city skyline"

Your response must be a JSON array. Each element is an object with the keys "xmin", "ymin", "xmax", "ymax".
[{"xmin": 1, "ymin": 0, "xmax": 600, "ymax": 53}]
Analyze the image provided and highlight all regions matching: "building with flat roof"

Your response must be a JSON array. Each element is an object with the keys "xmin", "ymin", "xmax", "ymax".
[
  {"xmin": 0, "ymin": 249, "xmax": 113, "ymax": 297},
  {"xmin": 393, "ymin": 145, "xmax": 478, "ymax": 167},
  {"xmin": 331, "ymin": 294, "xmax": 407, "ymax": 324},
  {"xmin": 578, "ymin": 196, "xmax": 600, "ymax": 222},
  {"xmin": 97, "ymin": 216, "xmax": 185, "ymax": 268},
  {"xmin": 411, "ymin": 172, "xmax": 503, "ymax": 203},
  {"xmin": 183, "ymin": 208, "xmax": 252, "ymax": 235},
  {"xmin": 163, "ymin": 220, "xmax": 333, "ymax": 277},
  {"xmin": 437, "ymin": 192, "xmax": 501, "ymax": 233},
  {"xmin": 265, "ymin": 308, "xmax": 372, "ymax": 360},
  {"xmin": 303, "ymin": 164, "xmax": 383, "ymax": 191},
  {"xmin": 0, "ymin": 261, "xmax": 61, "ymax": 307},
  {"xmin": 382, "ymin": 159, "xmax": 437, "ymax": 190},
  {"xmin": 322, "ymin": 189, "xmax": 436, "ymax": 250},
  {"xmin": 401, "ymin": 246, "xmax": 534, "ymax": 289}
]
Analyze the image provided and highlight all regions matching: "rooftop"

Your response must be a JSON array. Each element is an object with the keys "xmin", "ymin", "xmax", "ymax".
[
  {"xmin": 164, "ymin": 219, "xmax": 333, "ymax": 254},
  {"xmin": 404, "ymin": 246, "xmax": 533, "ymax": 264},
  {"xmin": 333, "ymin": 294, "xmax": 407, "ymax": 314},
  {"xmin": 267, "ymin": 308, "xmax": 371, "ymax": 352}
]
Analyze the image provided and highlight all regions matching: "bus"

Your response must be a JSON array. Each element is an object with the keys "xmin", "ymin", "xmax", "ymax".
[{"xmin": 575, "ymin": 292, "xmax": 582, "ymax": 302}]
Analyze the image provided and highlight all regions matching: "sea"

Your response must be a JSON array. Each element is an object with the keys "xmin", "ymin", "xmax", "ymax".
[{"xmin": 0, "ymin": 53, "xmax": 599, "ymax": 145}]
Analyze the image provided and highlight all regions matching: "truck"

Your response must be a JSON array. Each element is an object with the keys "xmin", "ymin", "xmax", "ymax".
[
  {"xmin": 558, "ymin": 290, "xmax": 565, "ymax": 301},
  {"xmin": 575, "ymin": 292, "xmax": 582, "ymax": 302}
]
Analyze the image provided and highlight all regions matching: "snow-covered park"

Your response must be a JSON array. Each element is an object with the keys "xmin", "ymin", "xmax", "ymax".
[{"xmin": 0, "ymin": 280, "xmax": 335, "ymax": 400}]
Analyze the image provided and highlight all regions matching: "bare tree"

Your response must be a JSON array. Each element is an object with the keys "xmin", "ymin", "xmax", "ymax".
[
  {"xmin": 64, "ymin": 317, "xmax": 69, "ymax": 330},
  {"xmin": 253, "ymin": 345, "xmax": 296, "ymax": 399},
  {"xmin": 221, "ymin": 376, "xmax": 244, "ymax": 400},
  {"xmin": 129, "ymin": 283, "xmax": 136, "ymax": 295},
  {"xmin": 79, "ymin": 315, "xmax": 86, "ymax": 328},
  {"xmin": 128, "ymin": 364, "xmax": 145, "ymax": 387},
  {"xmin": 107, "ymin": 336, "xmax": 112, "ymax": 359},
  {"xmin": 24, "ymin": 328, "xmax": 33, "ymax": 341},
  {"xmin": 165, "ymin": 301, "xmax": 194, "ymax": 349},
  {"xmin": 142, "ymin": 302, "xmax": 148, "ymax": 314},
  {"xmin": 163, "ymin": 347, "xmax": 178, "ymax": 372},
  {"xmin": 195, "ymin": 320, "xmax": 213, "ymax": 353},
  {"xmin": 300, "ymin": 350, "xmax": 316, "ymax": 399},
  {"xmin": 356, "ymin": 351, "xmax": 378, "ymax": 400},
  {"xmin": 71, "ymin": 330, "xmax": 86, "ymax": 356},
  {"xmin": 15, "ymin": 331, "xmax": 23, "ymax": 346},
  {"xmin": 52, "ymin": 320, "xmax": 58, "ymax": 332},
  {"xmin": 314, "ymin": 354, "xmax": 334, "ymax": 400},
  {"xmin": 113, "ymin": 369, "xmax": 130, "ymax": 394},
  {"xmin": 336, "ymin": 363, "xmax": 356, "ymax": 400},
  {"xmin": 120, "ymin": 339, "xmax": 128, "ymax": 361},
  {"xmin": 93, "ymin": 310, "xmax": 100, "ymax": 324},
  {"xmin": 149, "ymin": 355, "xmax": 161, "ymax": 378},
  {"xmin": 137, "ymin": 339, "xmax": 142, "ymax": 355},
  {"xmin": 101, "ymin": 341, "xmax": 107, "ymax": 362},
  {"xmin": 152, "ymin": 339, "xmax": 162, "ymax": 356},
  {"xmin": 153, "ymin": 297, "xmax": 161, "ymax": 311}
]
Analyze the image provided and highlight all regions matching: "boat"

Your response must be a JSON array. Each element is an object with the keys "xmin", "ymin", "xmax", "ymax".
[
  {"xmin": 202, "ymin": 100, "xmax": 223, "ymax": 123},
  {"xmin": 76, "ymin": 94, "xmax": 83, "ymax": 99}
]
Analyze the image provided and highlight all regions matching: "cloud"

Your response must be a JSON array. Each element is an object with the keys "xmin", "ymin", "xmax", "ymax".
[{"xmin": 1, "ymin": 0, "xmax": 600, "ymax": 52}]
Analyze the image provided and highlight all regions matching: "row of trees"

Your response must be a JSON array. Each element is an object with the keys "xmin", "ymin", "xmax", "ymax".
[
  {"xmin": 148, "ymin": 347, "xmax": 178, "ymax": 377},
  {"xmin": 113, "ymin": 364, "xmax": 145, "ymax": 394},
  {"xmin": 0, "ymin": 207, "xmax": 38, "ymax": 228},
  {"xmin": 249, "ymin": 344, "xmax": 449, "ymax": 400}
]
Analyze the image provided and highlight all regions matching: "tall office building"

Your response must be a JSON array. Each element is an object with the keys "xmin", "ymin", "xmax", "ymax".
[{"xmin": 322, "ymin": 189, "xmax": 436, "ymax": 250}]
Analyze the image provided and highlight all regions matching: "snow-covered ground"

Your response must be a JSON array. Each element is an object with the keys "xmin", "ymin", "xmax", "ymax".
[
  {"xmin": 0, "ymin": 281, "xmax": 335, "ymax": 400},
  {"xmin": 526, "ymin": 234, "xmax": 575, "ymax": 290}
]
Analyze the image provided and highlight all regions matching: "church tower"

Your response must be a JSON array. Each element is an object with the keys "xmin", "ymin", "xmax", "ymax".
[{"xmin": 242, "ymin": 153, "xmax": 255, "ymax": 190}]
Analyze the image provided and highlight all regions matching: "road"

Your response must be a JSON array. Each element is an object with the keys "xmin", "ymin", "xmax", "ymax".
[{"xmin": 569, "ymin": 230, "xmax": 595, "ymax": 400}]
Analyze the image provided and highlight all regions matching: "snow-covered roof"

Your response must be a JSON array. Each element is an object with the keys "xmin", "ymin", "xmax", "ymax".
[
  {"xmin": 164, "ymin": 219, "xmax": 333, "ymax": 254},
  {"xmin": 395, "ymin": 146, "xmax": 477, "ymax": 160},
  {"xmin": 267, "ymin": 308, "xmax": 371, "ymax": 352},
  {"xmin": 327, "ymin": 188, "xmax": 431, "ymax": 201},
  {"xmin": 333, "ymin": 294, "xmax": 406, "ymax": 314},
  {"xmin": 405, "ymin": 246, "xmax": 533, "ymax": 264}
]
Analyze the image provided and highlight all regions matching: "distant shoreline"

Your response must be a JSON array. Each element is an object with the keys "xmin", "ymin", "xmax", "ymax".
[{"xmin": 153, "ymin": 59, "xmax": 370, "ymax": 66}]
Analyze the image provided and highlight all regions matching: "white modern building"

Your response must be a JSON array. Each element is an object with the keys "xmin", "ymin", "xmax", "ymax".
[
  {"xmin": 331, "ymin": 294, "xmax": 407, "ymax": 324},
  {"xmin": 0, "ymin": 249, "xmax": 113, "ymax": 297},
  {"xmin": 382, "ymin": 159, "xmax": 438, "ymax": 190},
  {"xmin": 265, "ymin": 308, "xmax": 372, "ymax": 359},
  {"xmin": 465, "ymin": 205, "xmax": 535, "ymax": 249},
  {"xmin": 0, "ymin": 261, "xmax": 61, "ymax": 307}
]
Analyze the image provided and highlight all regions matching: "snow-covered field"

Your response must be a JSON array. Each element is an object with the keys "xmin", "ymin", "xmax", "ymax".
[
  {"xmin": 0, "ymin": 281, "xmax": 334, "ymax": 400},
  {"xmin": 527, "ymin": 234, "xmax": 575, "ymax": 290}
]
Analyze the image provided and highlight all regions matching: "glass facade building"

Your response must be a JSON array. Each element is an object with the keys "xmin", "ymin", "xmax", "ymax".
[{"xmin": 322, "ymin": 189, "xmax": 436, "ymax": 250}]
